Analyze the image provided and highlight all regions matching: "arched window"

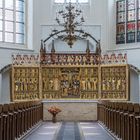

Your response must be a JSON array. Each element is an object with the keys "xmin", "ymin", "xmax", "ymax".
[
  {"xmin": 0, "ymin": 0, "xmax": 25, "ymax": 44},
  {"xmin": 116, "ymin": 0, "xmax": 140, "ymax": 44}
]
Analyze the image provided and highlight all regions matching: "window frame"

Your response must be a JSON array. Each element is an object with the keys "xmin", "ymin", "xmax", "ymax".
[
  {"xmin": 0, "ymin": 0, "xmax": 26, "ymax": 46},
  {"xmin": 54, "ymin": 0, "xmax": 89, "ymax": 4},
  {"xmin": 116, "ymin": 0, "xmax": 140, "ymax": 44}
]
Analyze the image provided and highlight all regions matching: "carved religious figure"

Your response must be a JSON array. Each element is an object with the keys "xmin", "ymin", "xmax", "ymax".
[
  {"xmin": 49, "ymin": 79, "xmax": 54, "ymax": 90},
  {"xmin": 33, "ymin": 78, "xmax": 38, "ymax": 91},
  {"xmin": 72, "ymin": 75, "xmax": 80, "ymax": 96},
  {"xmin": 121, "ymin": 77, "xmax": 126, "ymax": 91},
  {"xmin": 83, "ymin": 56, "xmax": 87, "ymax": 65},
  {"xmin": 117, "ymin": 77, "xmax": 121, "ymax": 90},
  {"xmin": 42, "ymin": 78, "xmax": 48, "ymax": 91},
  {"xmin": 15, "ymin": 78, "xmax": 20, "ymax": 91},
  {"xmin": 24, "ymin": 78, "xmax": 28, "ymax": 91},
  {"xmin": 20, "ymin": 78, "xmax": 24, "ymax": 91},
  {"xmin": 107, "ymin": 77, "xmax": 111, "ymax": 90},
  {"xmin": 102, "ymin": 78, "xmax": 106, "ymax": 90},
  {"xmin": 53, "ymin": 76, "xmax": 60, "ymax": 90},
  {"xmin": 61, "ymin": 74, "xmax": 69, "ymax": 96},
  {"xmin": 92, "ymin": 77, "xmax": 98, "ymax": 90},
  {"xmin": 81, "ymin": 78, "xmax": 86, "ymax": 90},
  {"xmin": 87, "ymin": 78, "xmax": 91, "ymax": 90},
  {"xmin": 112, "ymin": 77, "xmax": 116, "ymax": 90}
]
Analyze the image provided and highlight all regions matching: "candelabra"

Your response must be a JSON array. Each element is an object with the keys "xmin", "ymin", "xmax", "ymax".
[
  {"xmin": 52, "ymin": 2, "xmax": 85, "ymax": 47},
  {"xmin": 43, "ymin": 1, "xmax": 101, "ymax": 52}
]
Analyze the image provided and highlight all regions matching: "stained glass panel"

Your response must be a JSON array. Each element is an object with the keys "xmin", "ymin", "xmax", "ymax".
[
  {"xmin": 137, "ymin": 0, "xmax": 140, "ymax": 42},
  {"xmin": 127, "ymin": 0, "xmax": 135, "ymax": 10},
  {"xmin": 127, "ymin": 32, "xmax": 135, "ymax": 42},
  {"xmin": 137, "ymin": 21, "xmax": 140, "ymax": 31},
  {"xmin": 137, "ymin": 21, "xmax": 140, "ymax": 41},
  {"xmin": 116, "ymin": 34, "xmax": 125, "ymax": 44},
  {"xmin": 127, "ymin": 10, "xmax": 135, "ymax": 21},
  {"xmin": 116, "ymin": 0, "xmax": 140, "ymax": 44},
  {"xmin": 138, "ymin": 0, "xmax": 140, "ymax": 8},
  {"xmin": 117, "ymin": 24, "xmax": 125, "ymax": 34},
  {"xmin": 127, "ymin": 22, "xmax": 135, "ymax": 32},
  {"xmin": 117, "ymin": 1, "xmax": 125, "ymax": 11},
  {"xmin": 116, "ymin": 0, "xmax": 126, "ymax": 44},
  {"xmin": 117, "ymin": 12, "xmax": 125, "ymax": 23},
  {"xmin": 138, "ymin": 10, "xmax": 140, "ymax": 20}
]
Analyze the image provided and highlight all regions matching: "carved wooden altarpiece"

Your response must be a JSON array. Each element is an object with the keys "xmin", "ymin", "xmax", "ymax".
[{"xmin": 11, "ymin": 52, "xmax": 129, "ymax": 101}]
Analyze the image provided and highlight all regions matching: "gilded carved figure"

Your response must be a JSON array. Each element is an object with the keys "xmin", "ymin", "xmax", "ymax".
[
  {"xmin": 87, "ymin": 78, "xmax": 91, "ymax": 90},
  {"xmin": 54, "ymin": 76, "xmax": 60, "ymax": 90},
  {"xmin": 81, "ymin": 78, "xmax": 86, "ymax": 90},
  {"xmin": 92, "ymin": 77, "xmax": 98, "ymax": 90},
  {"xmin": 12, "ymin": 65, "xmax": 128, "ymax": 101},
  {"xmin": 117, "ymin": 77, "xmax": 121, "ymax": 90},
  {"xmin": 102, "ymin": 78, "xmax": 106, "ymax": 90}
]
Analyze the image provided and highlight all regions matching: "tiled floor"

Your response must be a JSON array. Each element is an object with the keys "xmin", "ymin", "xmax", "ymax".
[
  {"xmin": 55, "ymin": 122, "xmax": 81, "ymax": 140},
  {"xmin": 24, "ymin": 122, "xmax": 114, "ymax": 140},
  {"xmin": 25, "ymin": 122, "xmax": 61, "ymax": 140},
  {"xmin": 79, "ymin": 122, "xmax": 114, "ymax": 140}
]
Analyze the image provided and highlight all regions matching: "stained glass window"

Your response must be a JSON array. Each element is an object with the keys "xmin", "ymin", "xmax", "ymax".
[
  {"xmin": 116, "ymin": 0, "xmax": 140, "ymax": 44},
  {"xmin": 126, "ymin": 0, "xmax": 136, "ymax": 43},
  {"xmin": 137, "ymin": 0, "xmax": 140, "ymax": 41},
  {"xmin": 116, "ymin": 0, "xmax": 126, "ymax": 44},
  {"xmin": 0, "ymin": 0, "xmax": 25, "ymax": 44}
]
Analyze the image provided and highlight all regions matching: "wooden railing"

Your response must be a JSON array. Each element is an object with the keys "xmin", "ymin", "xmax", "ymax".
[
  {"xmin": 0, "ymin": 101, "xmax": 43, "ymax": 140},
  {"xmin": 98, "ymin": 101, "xmax": 140, "ymax": 140}
]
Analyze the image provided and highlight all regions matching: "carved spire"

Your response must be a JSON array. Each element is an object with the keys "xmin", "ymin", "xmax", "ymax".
[
  {"xmin": 40, "ymin": 40, "xmax": 46, "ymax": 63},
  {"xmin": 51, "ymin": 40, "xmax": 55, "ymax": 54},
  {"xmin": 40, "ymin": 40, "xmax": 44, "ymax": 53},
  {"xmin": 96, "ymin": 40, "xmax": 101, "ymax": 55},
  {"xmin": 43, "ymin": 43, "xmax": 46, "ymax": 53},
  {"xmin": 86, "ymin": 40, "xmax": 90, "ymax": 55}
]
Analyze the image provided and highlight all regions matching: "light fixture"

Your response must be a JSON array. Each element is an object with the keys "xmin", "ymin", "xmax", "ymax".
[
  {"xmin": 53, "ymin": 2, "xmax": 85, "ymax": 47},
  {"xmin": 42, "ymin": 1, "xmax": 101, "ymax": 54}
]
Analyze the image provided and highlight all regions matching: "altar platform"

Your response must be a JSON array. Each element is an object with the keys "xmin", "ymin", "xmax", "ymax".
[{"xmin": 43, "ymin": 100, "xmax": 97, "ymax": 121}]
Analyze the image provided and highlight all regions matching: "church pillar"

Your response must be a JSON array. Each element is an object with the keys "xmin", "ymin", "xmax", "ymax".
[{"xmin": 0, "ymin": 74, "xmax": 2, "ymax": 103}]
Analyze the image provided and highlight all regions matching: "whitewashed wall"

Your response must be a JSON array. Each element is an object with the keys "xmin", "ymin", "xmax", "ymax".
[
  {"xmin": 36, "ymin": 0, "xmax": 109, "ymax": 52},
  {"xmin": 0, "ymin": 0, "xmax": 111, "ymax": 68},
  {"xmin": 107, "ymin": 0, "xmax": 140, "ymax": 59},
  {"xmin": 0, "ymin": 0, "xmax": 34, "ymax": 103},
  {"xmin": 0, "ymin": 0, "xmax": 139, "ymax": 103},
  {"xmin": 107, "ymin": 0, "xmax": 140, "ymax": 103},
  {"xmin": 130, "ymin": 70, "xmax": 139, "ymax": 103},
  {"xmin": 41, "ymin": 25, "xmax": 101, "ymax": 53}
]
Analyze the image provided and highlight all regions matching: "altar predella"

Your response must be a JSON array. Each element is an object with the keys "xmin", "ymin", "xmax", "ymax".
[{"xmin": 11, "ymin": 44, "xmax": 129, "ymax": 102}]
